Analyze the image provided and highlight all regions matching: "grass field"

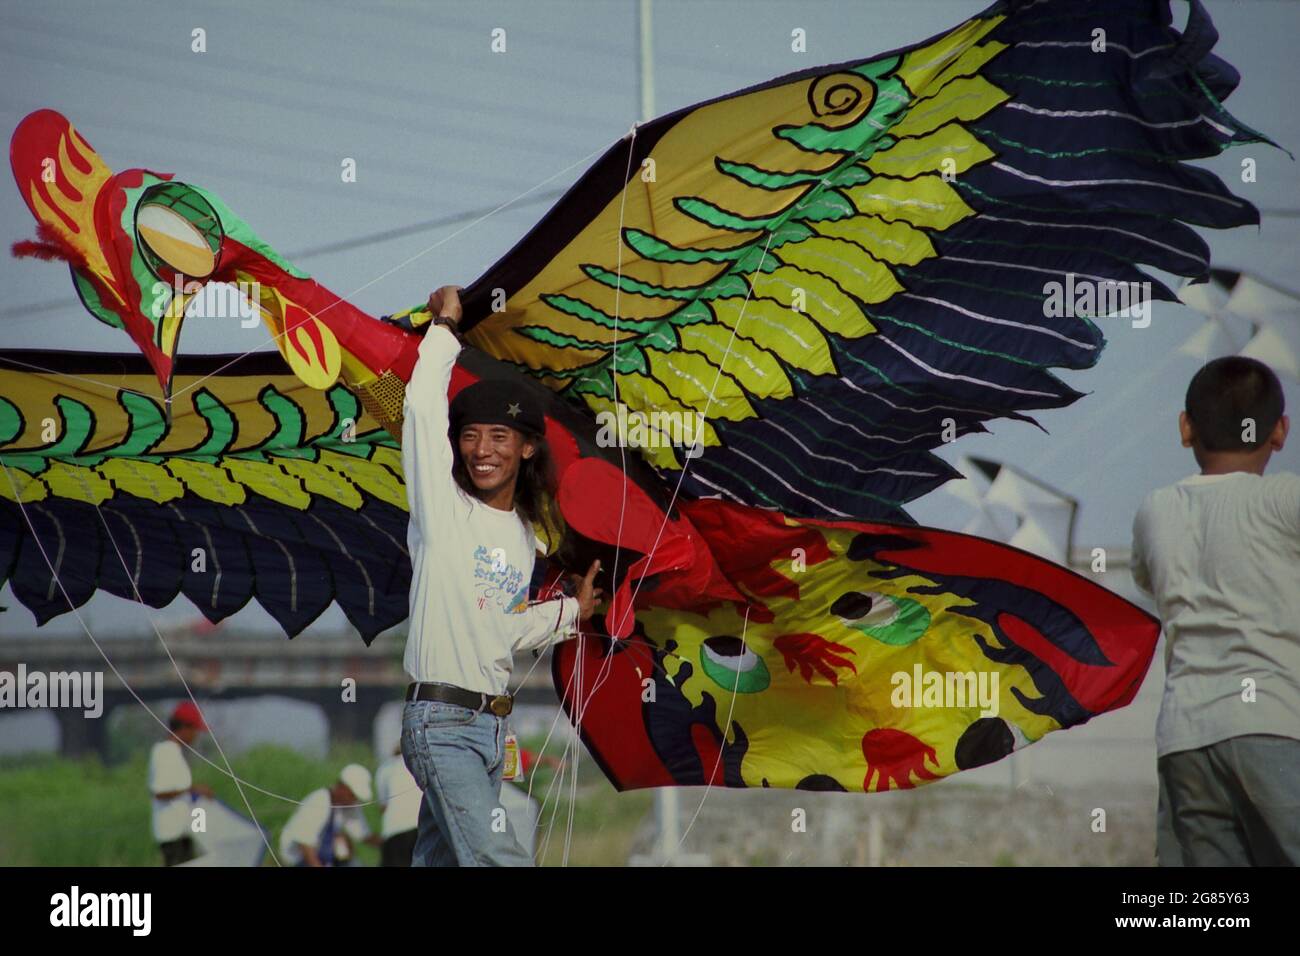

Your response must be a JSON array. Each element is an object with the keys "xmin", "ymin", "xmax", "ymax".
[{"xmin": 0, "ymin": 740, "xmax": 651, "ymax": 867}]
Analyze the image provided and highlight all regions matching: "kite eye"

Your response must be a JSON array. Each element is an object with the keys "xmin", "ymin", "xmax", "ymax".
[
  {"xmin": 699, "ymin": 635, "xmax": 770, "ymax": 693},
  {"xmin": 830, "ymin": 590, "xmax": 930, "ymax": 646},
  {"xmin": 134, "ymin": 181, "xmax": 223, "ymax": 281},
  {"xmin": 830, "ymin": 590, "xmax": 897, "ymax": 626}
]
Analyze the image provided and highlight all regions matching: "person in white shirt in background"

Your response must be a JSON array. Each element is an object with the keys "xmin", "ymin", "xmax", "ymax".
[
  {"xmin": 1132, "ymin": 356, "xmax": 1300, "ymax": 866},
  {"xmin": 399, "ymin": 285, "xmax": 601, "ymax": 867},
  {"xmin": 280, "ymin": 764, "xmax": 382, "ymax": 867},
  {"xmin": 148, "ymin": 701, "xmax": 213, "ymax": 866},
  {"xmin": 375, "ymin": 743, "xmax": 422, "ymax": 866}
]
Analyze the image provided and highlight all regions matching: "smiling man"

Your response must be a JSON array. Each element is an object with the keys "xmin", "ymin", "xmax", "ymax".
[{"xmin": 398, "ymin": 285, "xmax": 601, "ymax": 867}]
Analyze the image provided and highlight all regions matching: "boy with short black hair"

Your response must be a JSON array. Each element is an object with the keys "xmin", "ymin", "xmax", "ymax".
[{"xmin": 1132, "ymin": 356, "xmax": 1300, "ymax": 866}]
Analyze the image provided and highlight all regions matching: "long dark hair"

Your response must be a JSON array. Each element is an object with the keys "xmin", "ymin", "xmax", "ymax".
[{"xmin": 451, "ymin": 429, "xmax": 566, "ymax": 554}]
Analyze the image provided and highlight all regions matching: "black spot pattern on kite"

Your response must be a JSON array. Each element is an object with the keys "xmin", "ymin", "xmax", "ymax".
[
  {"xmin": 847, "ymin": 532, "xmax": 925, "ymax": 562},
  {"xmin": 796, "ymin": 774, "xmax": 847, "ymax": 792},
  {"xmin": 704, "ymin": 635, "xmax": 744, "ymax": 657},
  {"xmin": 954, "ymin": 717, "xmax": 1015, "ymax": 770},
  {"xmin": 830, "ymin": 590, "xmax": 874, "ymax": 619}
]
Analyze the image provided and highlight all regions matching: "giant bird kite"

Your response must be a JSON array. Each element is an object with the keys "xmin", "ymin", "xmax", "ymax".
[{"xmin": 1, "ymin": 0, "xmax": 1274, "ymax": 792}]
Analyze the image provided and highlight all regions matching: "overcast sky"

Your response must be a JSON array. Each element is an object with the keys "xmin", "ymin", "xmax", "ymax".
[{"xmin": 2, "ymin": 0, "xmax": 1297, "ymax": 638}]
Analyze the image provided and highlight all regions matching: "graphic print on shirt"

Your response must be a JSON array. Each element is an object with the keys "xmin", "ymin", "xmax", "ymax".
[{"xmin": 473, "ymin": 545, "xmax": 529, "ymax": 614}]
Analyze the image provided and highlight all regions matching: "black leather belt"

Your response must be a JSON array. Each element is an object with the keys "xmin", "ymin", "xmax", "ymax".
[{"xmin": 405, "ymin": 681, "xmax": 513, "ymax": 716}]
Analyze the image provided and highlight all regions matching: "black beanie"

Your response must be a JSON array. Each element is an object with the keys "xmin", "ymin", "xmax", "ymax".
[{"xmin": 448, "ymin": 379, "xmax": 546, "ymax": 437}]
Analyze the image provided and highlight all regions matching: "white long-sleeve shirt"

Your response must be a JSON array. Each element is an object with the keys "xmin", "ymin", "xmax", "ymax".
[
  {"xmin": 1131, "ymin": 470, "xmax": 1300, "ymax": 757},
  {"xmin": 401, "ymin": 325, "xmax": 579, "ymax": 695}
]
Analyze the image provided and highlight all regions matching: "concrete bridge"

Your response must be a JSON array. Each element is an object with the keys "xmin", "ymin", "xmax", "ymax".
[{"xmin": 0, "ymin": 631, "xmax": 560, "ymax": 758}]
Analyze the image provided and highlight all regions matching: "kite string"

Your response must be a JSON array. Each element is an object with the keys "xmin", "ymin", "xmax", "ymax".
[
  {"xmin": 0, "ymin": 464, "xmax": 271, "ymax": 793},
  {"xmin": 528, "ymin": 640, "xmax": 593, "ymax": 865},
  {"xmin": 554, "ymin": 124, "xmax": 640, "ymax": 866},
  {"xmin": 2, "ymin": 463, "xmax": 425, "ymax": 821},
  {"xmin": 607, "ymin": 123, "xmax": 637, "ymax": 644},
  {"xmin": 10, "ymin": 122, "xmax": 758, "ymax": 864},
  {"xmin": 526, "ymin": 124, "xmax": 641, "ymax": 865},
  {"xmin": 0, "ymin": 355, "xmax": 157, "ymax": 402},
  {"xmin": 5, "ymin": 120, "xmax": 738, "ymax": 866},
  {"xmin": 167, "ymin": 138, "xmax": 615, "ymax": 404},
  {"xmin": 613, "ymin": 228, "xmax": 777, "ymax": 631},
  {"xmin": 671, "ymin": 605, "xmax": 750, "ymax": 862},
  {"xmin": 0, "ymin": 138, "xmax": 617, "ymax": 408},
  {"xmin": 0, "ymin": 464, "xmax": 331, "ymax": 866},
  {"xmin": 2, "ymin": 134, "xmax": 634, "ymax": 841},
  {"xmin": 535, "ymin": 737, "xmax": 574, "ymax": 864},
  {"xmin": 88, "ymin": 504, "xmax": 281, "ymax": 866},
  {"xmin": 551, "ymin": 138, "xmax": 775, "ymax": 863},
  {"xmin": 8, "ymin": 120, "xmax": 671, "ymax": 862},
  {"xmin": 521, "ymin": 634, "xmax": 588, "ymax": 848},
  {"xmin": 562, "ymin": 637, "xmax": 583, "ymax": 866},
  {"xmin": 567, "ymin": 124, "xmax": 674, "ymax": 862},
  {"xmin": 593, "ymin": 228, "xmax": 776, "ymax": 862}
]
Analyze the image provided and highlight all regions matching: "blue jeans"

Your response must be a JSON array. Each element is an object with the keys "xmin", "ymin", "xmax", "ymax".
[{"xmin": 400, "ymin": 699, "xmax": 533, "ymax": 867}]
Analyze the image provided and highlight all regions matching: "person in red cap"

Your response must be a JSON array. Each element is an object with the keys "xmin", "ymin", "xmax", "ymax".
[
  {"xmin": 147, "ymin": 701, "xmax": 213, "ymax": 866},
  {"xmin": 398, "ymin": 285, "xmax": 601, "ymax": 866}
]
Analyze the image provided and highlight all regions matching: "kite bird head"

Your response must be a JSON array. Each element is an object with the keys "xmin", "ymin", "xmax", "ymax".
[{"xmin": 10, "ymin": 110, "xmax": 227, "ymax": 405}]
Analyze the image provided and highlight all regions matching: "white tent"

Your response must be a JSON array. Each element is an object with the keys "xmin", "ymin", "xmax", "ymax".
[{"xmin": 180, "ymin": 795, "xmax": 268, "ymax": 867}]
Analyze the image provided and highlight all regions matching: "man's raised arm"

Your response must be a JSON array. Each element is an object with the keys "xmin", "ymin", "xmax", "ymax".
[{"xmin": 401, "ymin": 286, "xmax": 464, "ymax": 494}]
